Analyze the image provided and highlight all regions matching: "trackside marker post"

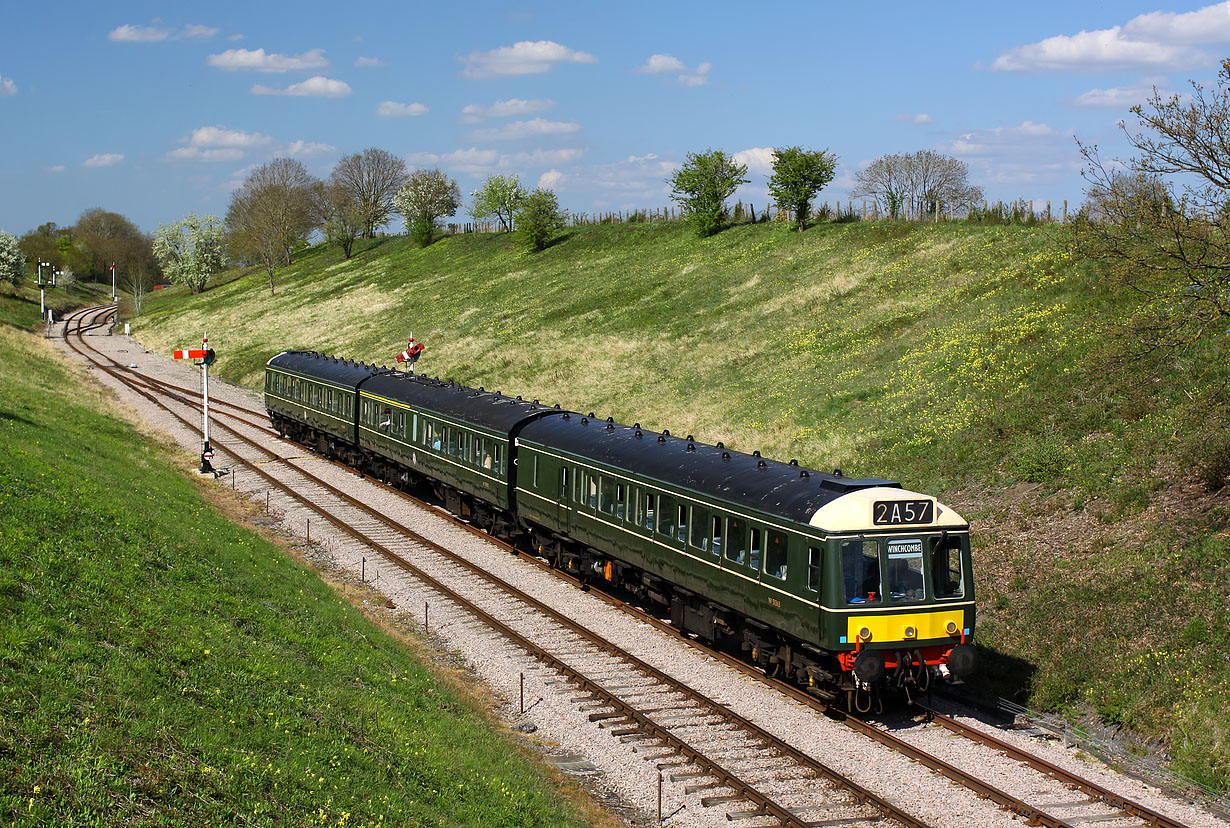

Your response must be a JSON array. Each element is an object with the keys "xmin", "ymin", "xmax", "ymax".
[{"xmin": 172, "ymin": 332, "xmax": 217, "ymax": 474}]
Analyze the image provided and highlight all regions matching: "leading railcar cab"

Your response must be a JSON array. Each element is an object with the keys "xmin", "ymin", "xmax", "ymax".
[{"xmin": 810, "ymin": 486, "xmax": 976, "ymax": 691}]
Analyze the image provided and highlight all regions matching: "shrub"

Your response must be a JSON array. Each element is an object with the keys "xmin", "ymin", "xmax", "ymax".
[{"xmin": 516, "ymin": 189, "xmax": 566, "ymax": 253}]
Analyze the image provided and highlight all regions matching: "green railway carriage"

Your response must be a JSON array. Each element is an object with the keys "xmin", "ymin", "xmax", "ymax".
[
  {"xmin": 264, "ymin": 351, "xmax": 382, "ymax": 458},
  {"xmin": 514, "ymin": 413, "xmax": 976, "ymax": 695}
]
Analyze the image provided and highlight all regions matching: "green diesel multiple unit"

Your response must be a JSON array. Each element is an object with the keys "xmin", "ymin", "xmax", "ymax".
[{"xmin": 266, "ymin": 350, "xmax": 976, "ymax": 704}]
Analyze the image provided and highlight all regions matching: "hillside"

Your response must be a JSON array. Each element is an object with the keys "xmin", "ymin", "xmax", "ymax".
[
  {"xmin": 0, "ymin": 321, "xmax": 614, "ymax": 826},
  {"xmin": 133, "ymin": 218, "xmax": 1230, "ymax": 789}
]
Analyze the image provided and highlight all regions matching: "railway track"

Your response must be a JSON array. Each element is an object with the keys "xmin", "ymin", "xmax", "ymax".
[{"xmin": 60, "ymin": 305, "xmax": 1211, "ymax": 828}]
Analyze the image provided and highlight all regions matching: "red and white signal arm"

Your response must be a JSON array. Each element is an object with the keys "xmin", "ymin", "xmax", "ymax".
[{"xmin": 173, "ymin": 349, "xmax": 209, "ymax": 359}]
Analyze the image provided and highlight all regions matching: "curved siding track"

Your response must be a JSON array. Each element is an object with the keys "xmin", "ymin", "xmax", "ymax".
[{"xmin": 58, "ymin": 305, "xmax": 1224, "ymax": 828}]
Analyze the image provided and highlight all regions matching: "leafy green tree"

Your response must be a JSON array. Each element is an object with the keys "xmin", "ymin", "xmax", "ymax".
[
  {"xmin": 666, "ymin": 149, "xmax": 748, "ymax": 237},
  {"xmin": 470, "ymin": 174, "xmax": 527, "ymax": 232},
  {"xmin": 152, "ymin": 213, "xmax": 225, "ymax": 295},
  {"xmin": 319, "ymin": 181, "xmax": 365, "ymax": 259},
  {"xmin": 392, "ymin": 169, "xmax": 461, "ymax": 247},
  {"xmin": 0, "ymin": 231, "xmax": 25, "ymax": 287},
  {"xmin": 515, "ymin": 188, "xmax": 567, "ymax": 252},
  {"xmin": 73, "ymin": 208, "xmax": 157, "ymax": 283},
  {"xmin": 768, "ymin": 146, "xmax": 837, "ymax": 231}
]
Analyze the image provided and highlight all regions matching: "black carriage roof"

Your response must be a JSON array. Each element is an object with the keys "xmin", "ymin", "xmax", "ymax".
[
  {"xmin": 267, "ymin": 350, "xmax": 387, "ymax": 386},
  {"xmin": 362, "ymin": 370, "xmax": 565, "ymax": 433},
  {"xmin": 518, "ymin": 414, "xmax": 900, "ymax": 526}
]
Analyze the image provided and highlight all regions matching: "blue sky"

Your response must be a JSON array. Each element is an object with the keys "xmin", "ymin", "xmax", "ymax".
[{"xmin": 2, "ymin": 1, "xmax": 1229, "ymax": 234}]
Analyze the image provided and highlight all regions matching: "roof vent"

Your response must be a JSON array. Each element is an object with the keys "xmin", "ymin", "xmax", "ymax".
[
  {"xmin": 554, "ymin": 403, "xmax": 561, "ymax": 409},
  {"xmin": 635, "ymin": 429, "xmax": 643, "ymax": 438},
  {"xmin": 716, "ymin": 441, "xmax": 725, "ymax": 449},
  {"xmin": 634, "ymin": 423, "xmax": 640, "ymax": 429},
  {"xmin": 662, "ymin": 429, "xmax": 671, "ymax": 437},
  {"xmin": 588, "ymin": 412, "xmax": 596, "ymax": 418},
  {"xmin": 789, "ymin": 459, "xmax": 798, "ymax": 466},
  {"xmin": 752, "ymin": 450, "xmax": 761, "ymax": 457},
  {"xmin": 833, "ymin": 468, "xmax": 843, "ymax": 477},
  {"xmin": 534, "ymin": 399, "xmax": 539, "ymax": 404},
  {"xmin": 517, "ymin": 395, "xmax": 522, "ymax": 401},
  {"xmin": 581, "ymin": 417, "xmax": 589, "ymax": 425},
  {"xmin": 606, "ymin": 421, "xmax": 614, "ymax": 431},
  {"xmin": 479, "ymin": 386, "xmax": 484, "ymax": 392},
  {"xmin": 686, "ymin": 434, "xmax": 694, "ymax": 441},
  {"xmin": 757, "ymin": 459, "xmax": 767, "ymax": 468},
  {"xmin": 686, "ymin": 443, "xmax": 696, "ymax": 452},
  {"xmin": 722, "ymin": 451, "xmax": 731, "ymax": 460},
  {"xmin": 800, "ymin": 470, "xmax": 810, "ymax": 478},
  {"xmin": 658, "ymin": 434, "xmax": 666, "ymax": 443},
  {"xmin": 562, "ymin": 412, "xmax": 570, "ymax": 419}
]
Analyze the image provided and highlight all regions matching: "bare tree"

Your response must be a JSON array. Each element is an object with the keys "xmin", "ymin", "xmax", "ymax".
[
  {"xmin": 226, "ymin": 158, "xmax": 320, "ymax": 295},
  {"xmin": 1075, "ymin": 59, "xmax": 1230, "ymax": 348},
  {"xmin": 73, "ymin": 208, "xmax": 158, "ymax": 283},
  {"xmin": 853, "ymin": 150, "xmax": 981, "ymax": 218},
  {"xmin": 331, "ymin": 148, "xmax": 408, "ymax": 239},
  {"xmin": 319, "ymin": 181, "xmax": 365, "ymax": 259}
]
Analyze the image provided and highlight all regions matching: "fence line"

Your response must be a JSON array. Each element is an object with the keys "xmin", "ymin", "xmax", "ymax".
[{"xmin": 446, "ymin": 198, "xmax": 1074, "ymax": 235}]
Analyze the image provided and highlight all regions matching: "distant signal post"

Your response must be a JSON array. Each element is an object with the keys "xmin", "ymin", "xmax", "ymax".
[{"xmin": 173, "ymin": 333, "xmax": 217, "ymax": 474}]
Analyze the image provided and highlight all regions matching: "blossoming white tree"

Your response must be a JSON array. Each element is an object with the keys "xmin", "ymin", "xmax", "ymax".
[
  {"xmin": 152, "ymin": 213, "xmax": 225, "ymax": 294},
  {"xmin": 0, "ymin": 231, "xmax": 26, "ymax": 287}
]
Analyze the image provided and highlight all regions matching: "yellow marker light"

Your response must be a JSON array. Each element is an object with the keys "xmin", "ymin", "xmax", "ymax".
[
  {"xmin": 859, "ymin": 627, "xmax": 872, "ymax": 642},
  {"xmin": 946, "ymin": 621, "xmax": 959, "ymax": 635},
  {"xmin": 904, "ymin": 626, "xmax": 916, "ymax": 639}
]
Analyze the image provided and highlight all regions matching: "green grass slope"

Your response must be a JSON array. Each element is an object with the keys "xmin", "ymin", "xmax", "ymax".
[
  {"xmin": 133, "ymin": 220, "xmax": 1229, "ymax": 789},
  {"xmin": 0, "ymin": 323, "xmax": 611, "ymax": 827}
]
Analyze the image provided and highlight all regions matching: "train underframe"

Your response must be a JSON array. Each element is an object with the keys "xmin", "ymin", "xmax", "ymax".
[{"xmin": 272, "ymin": 412, "xmax": 964, "ymax": 710}]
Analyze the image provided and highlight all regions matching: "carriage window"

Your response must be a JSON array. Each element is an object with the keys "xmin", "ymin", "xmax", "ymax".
[
  {"xmin": 676, "ymin": 505, "xmax": 688, "ymax": 543},
  {"xmin": 315, "ymin": 386, "xmax": 323, "ymax": 407},
  {"xmin": 888, "ymin": 539, "xmax": 925, "ymax": 602},
  {"xmin": 842, "ymin": 539, "xmax": 882, "ymax": 604},
  {"xmin": 560, "ymin": 466, "xmax": 569, "ymax": 499},
  {"xmin": 807, "ymin": 546, "xmax": 821, "ymax": 592},
  {"xmin": 599, "ymin": 478, "xmax": 615, "ymax": 514},
  {"xmin": 931, "ymin": 538, "xmax": 964, "ymax": 599},
  {"xmin": 726, "ymin": 518, "xmax": 746, "ymax": 564},
  {"xmin": 644, "ymin": 493, "xmax": 655, "ymax": 531},
  {"xmin": 615, "ymin": 484, "xmax": 626, "ymax": 520},
  {"xmin": 362, "ymin": 399, "xmax": 370, "ymax": 422},
  {"xmin": 657, "ymin": 496, "xmax": 675, "ymax": 537},
  {"xmin": 447, "ymin": 428, "xmax": 461, "ymax": 457},
  {"xmin": 765, "ymin": 530, "xmax": 788, "ymax": 580},
  {"xmin": 326, "ymin": 389, "xmax": 333, "ymax": 411},
  {"xmin": 711, "ymin": 516, "xmax": 723, "ymax": 557},
  {"xmin": 750, "ymin": 528, "xmax": 762, "ymax": 572},
  {"xmin": 586, "ymin": 474, "xmax": 598, "ymax": 509},
  {"xmin": 494, "ymin": 443, "xmax": 504, "ymax": 474},
  {"xmin": 533, "ymin": 456, "xmax": 540, "ymax": 487},
  {"xmin": 689, "ymin": 506, "xmax": 709, "ymax": 551},
  {"xmin": 411, "ymin": 412, "xmax": 416, "ymax": 440}
]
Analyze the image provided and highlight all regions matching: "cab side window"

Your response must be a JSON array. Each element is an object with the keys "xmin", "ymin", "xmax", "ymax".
[
  {"xmin": 807, "ymin": 546, "xmax": 820, "ymax": 592},
  {"xmin": 930, "ymin": 537, "xmax": 964, "ymax": 599},
  {"xmin": 842, "ymin": 539, "xmax": 882, "ymax": 604}
]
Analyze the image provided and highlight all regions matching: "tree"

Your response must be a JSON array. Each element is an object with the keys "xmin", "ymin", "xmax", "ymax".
[
  {"xmin": 73, "ymin": 208, "xmax": 158, "ymax": 285},
  {"xmin": 331, "ymin": 148, "xmax": 408, "ymax": 239},
  {"xmin": 152, "ymin": 213, "xmax": 225, "ymax": 295},
  {"xmin": 319, "ymin": 181, "xmax": 365, "ymax": 259},
  {"xmin": 1074, "ymin": 59, "xmax": 1230, "ymax": 348},
  {"xmin": 666, "ymin": 149, "xmax": 748, "ymax": 237},
  {"xmin": 226, "ymin": 158, "xmax": 320, "ymax": 295},
  {"xmin": 0, "ymin": 231, "xmax": 25, "ymax": 287},
  {"xmin": 768, "ymin": 146, "xmax": 837, "ymax": 231},
  {"xmin": 853, "ymin": 150, "xmax": 981, "ymax": 218},
  {"xmin": 515, "ymin": 188, "xmax": 566, "ymax": 252},
  {"xmin": 470, "ymin": 174, "xmax": 527, "ymax": 232},
  {"xmin": 18, "ymin": 222, "xmax": 68, "ymax": 270},
  {"xmin": 392, "ymin": 169, "xmax": 461, "ymax": 247}
]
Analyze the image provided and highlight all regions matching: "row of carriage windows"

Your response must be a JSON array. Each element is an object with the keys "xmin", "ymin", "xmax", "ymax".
[
  {"xmin": 270, "ymin": 373, "xmax": 352, "ymax": 418},
  {"xmin": 358, "ymin": 399, "xmax": 506, "ymax": 475},
  {"xmin": 537, "ymin": 460, "xmax": 821, "ymax": 592}
]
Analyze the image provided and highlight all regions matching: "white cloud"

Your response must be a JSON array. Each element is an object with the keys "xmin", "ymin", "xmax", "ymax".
[
  {"xmin": 460, "ymin": 97, "xmax": 554, "ymax": 124},
  {"xmin": 83, "ymin": 153, "xmax": 124, "ymax": 168},
  {"xmin": 228, "ymin": 33, "xmax": 244, "ymax": 41},
  {"xmin": 164, "ymin": 147, "xmax": 245, "ymax": 162},
  {"xmin": 1072, "ymin": 83, "xmax": 1168, "ymax": 108},
  {"xmin": 405, "ymin": 146, "xmax": 583, "ymax": 175},
  {"xmin": 184, "ymin": 125, "xmax": 274, "ymax": 148},
  {"xmin": 109, "ymin": 24, "xmax": 169, "ymax": 42},
  {"xmin": 283, "ymin": 140, "xmax": 336, "ymax": 157},
  {"xmin": 937, "ymin": 121, "xmax": 1079, "ymax": 186},
  {"xmin": 0, "ymin": 75, "xmax": 15, "ymax": 97},
  {"xmin": 991, "ymin": 2, "xmax": 1230, "ymax": 72},
  {"xmin": 208, "ymin": 47, "xmax": 328, "ymax": 72},
  {"xmin": 109, "ymin": 23, "xmax": 218, "ymax": 42},
  {"xmin": 252, "ymin": 76, "xmax": 351, "ymax": 97},
  {"xmin": 377, "ymin": 100, "xmax": 428, "ymax": 117},
  {"xmin": 459, "ymin": 40, "xmax": 596, "ymax": 79},
  {"xmin": 509, "ymin": 148, "xmax": 583, "ymax": 166},
  {"xmin": 468, "ymin": 118, "xmax": 580, "ymax": 141},
  {"xmin": 733, "ymin": 147, "xmax": 776, "ymax": 175},
  {"xmin": 355, "ymin": 56, "xmax": 384, "ymax": 67},
  {"xmin": 896, "ymin": 112, "xmax": 934, "ymax": 124},
  {"xmin": 538, "ymin": 169, "xmax": 563, "ymax": 189},
  {"xmin": 44, "ymin": 165, "xmax": 66, "ymax": 173},
  {"xmin": 638, "ymin": 54, "xmax": 711, "ymax": 87}
]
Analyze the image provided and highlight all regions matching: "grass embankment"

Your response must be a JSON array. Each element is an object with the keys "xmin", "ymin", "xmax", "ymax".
[
  {"xmin": 0, "ymin": 322, "xmax": 612, "ymax": 826},
  {"xmin": 0, "ymin": 279, "xmax": 111, "ymax": 330},
  {"xmin": 133, "ymin": 219, "xmax": 1230, "ymax": 789}
]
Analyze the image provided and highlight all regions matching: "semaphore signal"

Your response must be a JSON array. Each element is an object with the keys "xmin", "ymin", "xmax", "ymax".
[{"xmin": 173, "ymin": 332, "xmax": 218, "ymax": 475}]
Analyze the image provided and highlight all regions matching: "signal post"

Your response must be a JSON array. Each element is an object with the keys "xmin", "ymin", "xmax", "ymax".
[{"xmin": 173, "ymin": 333, "xmax": 217, "ymax": 474}]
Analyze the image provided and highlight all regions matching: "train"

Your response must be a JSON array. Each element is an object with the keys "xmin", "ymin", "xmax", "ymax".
[{"xmin": 264, "ymin": 350, "xmax": 977, "ymax": 708}]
